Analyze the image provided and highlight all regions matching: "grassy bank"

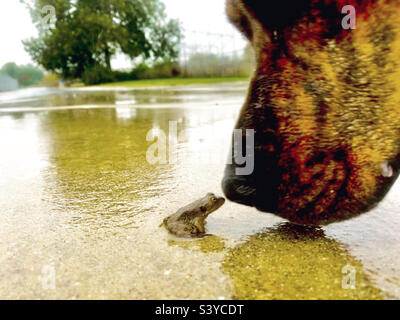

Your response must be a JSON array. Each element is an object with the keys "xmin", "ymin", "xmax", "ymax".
[{"xmin": 99, "ymin": 77, "xmax": 248, "ymax": 88}]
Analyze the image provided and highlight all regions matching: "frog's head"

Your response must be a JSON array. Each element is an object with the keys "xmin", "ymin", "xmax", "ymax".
[{"xmin": 201, "ymin": 193, "xmax": 225, "ymax": 217}]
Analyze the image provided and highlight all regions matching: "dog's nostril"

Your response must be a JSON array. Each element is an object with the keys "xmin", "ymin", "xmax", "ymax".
[
  {"xmin": 235, "ymin": 184, "xmax": 256, "ymax": 197},
  {"xmin": 222, "ymin": 178, "xmax": 256, "ymax": 206},
  {"xmin": 222, "ymin": 165, "xmax": 256, "ymax": 206}
]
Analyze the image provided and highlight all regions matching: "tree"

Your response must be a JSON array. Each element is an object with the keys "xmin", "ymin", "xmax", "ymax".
[
  {"xmin": 1, "ymin": 62, "xmax": 19, "ymax": 79},
  {"xmin": 22, "ymin": 0, "xmax": 182, "ymax": 81},
  {"xmin": 1, "ymin": 62, "xmax": 44, "ymax": 87},
  {"xmin": 16, "ymin": 64, "xmax": 45, "ymax": 86}
]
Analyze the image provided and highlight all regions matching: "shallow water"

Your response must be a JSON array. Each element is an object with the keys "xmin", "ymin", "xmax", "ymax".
[{"xmin": 0, "ymin": 84, "xmax": 399, "ymax": 299}]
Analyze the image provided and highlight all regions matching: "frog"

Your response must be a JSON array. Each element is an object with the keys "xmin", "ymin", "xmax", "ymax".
[{"xmin": 161, "ymin": 193, "xmax": 225, "ymax": 238}]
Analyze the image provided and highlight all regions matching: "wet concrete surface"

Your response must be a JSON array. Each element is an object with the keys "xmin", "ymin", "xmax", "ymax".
[{"xmin": 0, "ymin": 83, "xmax": 399, "ymax": 299}]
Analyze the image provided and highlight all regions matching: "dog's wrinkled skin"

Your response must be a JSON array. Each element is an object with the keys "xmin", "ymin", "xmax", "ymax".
[{"xmin": 223, "ymin": 0, "xmax": 400, "ymax": 225}]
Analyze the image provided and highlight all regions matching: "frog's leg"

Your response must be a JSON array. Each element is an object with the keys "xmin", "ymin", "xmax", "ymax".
[
  {"xmin": 159, "ymin": 217, "xmax": 168, "ymax": 228},
  {"xmin": 192, "ymin": 217, "xmax": 205, "ymax": 234}
]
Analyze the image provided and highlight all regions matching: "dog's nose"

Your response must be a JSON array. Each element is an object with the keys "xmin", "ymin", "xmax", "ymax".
[
  {"xmin": 222, "ymin": 127, "xmax": 281, "ymax": 212},
  {"xmin": 222, "ymin": 160, "xmax": 280, "ymax": 213},
  {"xmin": 222, "ymin": 164, "xmax": 256, "ymax": 207}
]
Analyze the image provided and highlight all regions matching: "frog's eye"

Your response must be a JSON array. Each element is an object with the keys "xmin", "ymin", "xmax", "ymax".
[{"xmin": 211, "ymin": 197, "xmax": 217, "ymax": 202}]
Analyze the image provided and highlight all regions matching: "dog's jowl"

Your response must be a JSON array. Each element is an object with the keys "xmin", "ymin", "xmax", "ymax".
[{"xmin": 222, "ymin": 0, "xmax": 400, "ymax": 225}]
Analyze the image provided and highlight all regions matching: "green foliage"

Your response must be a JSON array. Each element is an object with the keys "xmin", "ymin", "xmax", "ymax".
[
  {"xmin": 140, "ymin": 61, "xmax": 180, "ymax": 79},
  {"xmin": 41, "ymin": 73, "xmax": 61, "ymax": 87},
  {"xmin": 182, "ymin": 47, "xmax": 255, "ymax": 78},
  {"xmin": 1, "ymin": 62, "xmax": 19, "ymax": 79},
  {"xmin": 82, "ymin": 65, "xmax": 114, "ymax": 85},
  {"xmin": 80, "ymin": 61, "xmax": 179, "ymax": 85},
  {"xmin": 1, "ymin": 62, "xmax": 44, "ymax": 87},
  {"xmin": 21, "ymin": 0, "xmax": 182, "ymax": 81}
]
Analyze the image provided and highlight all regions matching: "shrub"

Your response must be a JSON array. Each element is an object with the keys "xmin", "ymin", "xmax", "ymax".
[
  {"xmin": 141, "ymin": 61, "xmax": 180, "ymax": 79},
  {"xmin": 41, "ymin": 73, "xmax": 60, "ymax": 87},
  {"xmin": 82, "ymin": 65, "xmax": 114, "ymax": 85}
]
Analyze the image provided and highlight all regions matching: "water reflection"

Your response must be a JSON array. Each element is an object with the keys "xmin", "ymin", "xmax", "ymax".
[
  {"xmin": 115, "ymin": 107, "xmax": 137, "ymax": 120},
  {"xmin": 0, "ymin": 83, "xmax": 247, "ymax": 111},
  {"xmin": 40, "ymin": 108, "xmax": 179, "ymax": 221},
  {"xmin": 223, "ymin": 223, "xmax": 383, "ymax": 300},
  {"xmin": 34, "ymin": 97, "xmax": 241, "ymax": 230},
  {"xmin": 170, "ymin": 223, "xmax": 383, "ymax": 300}
]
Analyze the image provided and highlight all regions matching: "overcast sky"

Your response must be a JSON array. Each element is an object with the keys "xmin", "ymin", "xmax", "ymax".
[{"xmin": 0, "ymin": 0, "xmax": 246, "ymax": 69}]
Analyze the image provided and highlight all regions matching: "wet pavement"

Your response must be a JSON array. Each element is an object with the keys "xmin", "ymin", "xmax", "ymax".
[{"xmin": 0, "ymin": 83, "xmax": 399, "ymax": 299}]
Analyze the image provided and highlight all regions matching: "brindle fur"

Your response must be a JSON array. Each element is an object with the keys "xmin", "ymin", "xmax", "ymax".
[{"xmin": 223, "ymin": 0, "xmax": 400, "ymax": 225}]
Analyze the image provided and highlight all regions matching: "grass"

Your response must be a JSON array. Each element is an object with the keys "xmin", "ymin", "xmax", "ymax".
[{"xmin": 98, "ymin": 77, "xmax": 248, "ymax": 88}]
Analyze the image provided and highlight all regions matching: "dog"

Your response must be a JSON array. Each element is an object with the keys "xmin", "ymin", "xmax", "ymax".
[{"xmin": 222, "ymin": 0, "xmax": 400, "ymax": 225}]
